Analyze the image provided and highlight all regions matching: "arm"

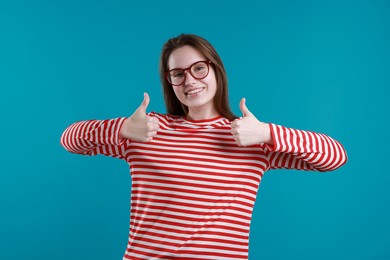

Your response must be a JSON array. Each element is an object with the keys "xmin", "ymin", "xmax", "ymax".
[
  {"xmin": 60, "ymin": 117, "xmax": 128, "ymax": 160},
  {"xmin": 263, "ymin": 123, "xmax": 347, "ymax": 172},
  {"xmin": 60, "ymin": 92, "xmax": 159, "ymax": 160},
  {"xmin": 231, "ymin": 98, "xmax": 347, "ymax": 172}
]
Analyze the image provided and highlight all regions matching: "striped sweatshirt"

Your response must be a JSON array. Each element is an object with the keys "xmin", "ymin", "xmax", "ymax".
[{"xmin": 60, "ymin": 112, "xmax": 347, "ymax": 260}]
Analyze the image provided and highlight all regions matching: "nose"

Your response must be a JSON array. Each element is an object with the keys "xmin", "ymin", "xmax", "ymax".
[{"xmin": 184, "ymin": 69, "xmax": 197, "ymax": 85}]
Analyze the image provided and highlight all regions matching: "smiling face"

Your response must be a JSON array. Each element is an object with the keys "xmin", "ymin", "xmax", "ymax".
[{"xmin": 168, "ymin": 45, "xmax": 218, "ymax": 119}]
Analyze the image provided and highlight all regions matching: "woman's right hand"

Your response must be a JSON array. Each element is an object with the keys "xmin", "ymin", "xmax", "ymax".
[{"xmin": 119, "ymin": 92, "xmax": 160, "ymax": 142}]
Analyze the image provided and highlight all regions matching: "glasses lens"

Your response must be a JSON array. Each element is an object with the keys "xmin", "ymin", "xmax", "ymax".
[
  {"xmin": 168, "ymin": 69, "xmax": 184, "ymax": 85},
  {"xmin": 191, "ymin": 61, "xmax": 209, "ymax": 79}
]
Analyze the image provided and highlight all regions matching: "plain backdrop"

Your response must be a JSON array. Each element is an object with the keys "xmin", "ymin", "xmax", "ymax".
[{"xmin": 1, "ymin": 0, "xmax": 389, "ymax": 259}]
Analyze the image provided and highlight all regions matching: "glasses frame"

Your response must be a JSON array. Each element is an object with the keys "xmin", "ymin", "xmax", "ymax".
[{"xmin": 166, "ymin": 60, "xmax": 212, "ymax": 86}]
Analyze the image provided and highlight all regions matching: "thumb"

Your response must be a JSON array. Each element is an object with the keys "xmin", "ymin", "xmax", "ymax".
[
  {"xmin": 136, "ymin": 92, "xmax": 150, "ymax": 114},
  {"xmin": 239, "ymin": 98, "xmax": 252, "ymax": 117}
]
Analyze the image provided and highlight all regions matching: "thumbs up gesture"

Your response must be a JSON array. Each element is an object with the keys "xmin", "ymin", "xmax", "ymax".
[
  {"xmin": 231, "ymin": 98, "xmax": 273, "ymax": 147},
  {"xmin": 119, "ymin": 93, "xmax": 160, "ymax": 142}
]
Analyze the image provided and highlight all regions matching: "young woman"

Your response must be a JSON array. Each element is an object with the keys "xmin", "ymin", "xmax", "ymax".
[{"xmin": 60, "ymin": 34, "xmax": 347, "ymax": 260}]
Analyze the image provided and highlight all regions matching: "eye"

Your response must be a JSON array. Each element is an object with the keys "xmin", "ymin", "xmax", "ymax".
[
  {"xmin": 170, "ymin": 70, "xmax": 184, "ymax": 78},
  {"xmin": 194, "ymin": 64, "xmax": 205, "ymax": 71},
  {"xmin": 174, "ymin": 72, "xmax": 183, "ymax": 78}
]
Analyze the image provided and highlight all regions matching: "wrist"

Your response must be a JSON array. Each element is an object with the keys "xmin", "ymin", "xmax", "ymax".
[
  {"xmin": 261, "ymin": 122, "xmax": 274, "ymax": 145},
  {"xmin": 119, "ymin": 118, "xmax": 130, "ymax": 139}
]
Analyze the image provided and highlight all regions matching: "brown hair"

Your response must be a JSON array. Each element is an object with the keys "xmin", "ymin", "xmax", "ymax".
[{"xmin": 159, "ymin": 34, "xmax": 238, "ymax": 121}]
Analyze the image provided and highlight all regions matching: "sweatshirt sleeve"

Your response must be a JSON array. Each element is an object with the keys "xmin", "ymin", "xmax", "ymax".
[
  {"xmin": 263, "ymin": 123, "xmax": 348, "ymax": 172},
  {"xmin": 60, "ymin": 117, "xmax": 128, "ymax": 160}
]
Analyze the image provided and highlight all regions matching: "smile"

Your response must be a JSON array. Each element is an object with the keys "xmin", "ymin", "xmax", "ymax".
[{"xmin": 185, "ymin": 87, "xmax": 205, "ymax": 96}]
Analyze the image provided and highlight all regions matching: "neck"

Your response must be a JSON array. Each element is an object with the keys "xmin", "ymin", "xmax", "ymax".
[{"xmin": 186, "ymin": 106, "xmax": 219, "ymax": 121}]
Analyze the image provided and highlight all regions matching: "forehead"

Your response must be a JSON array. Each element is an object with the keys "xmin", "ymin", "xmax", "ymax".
[{"xmin": 168, "ymin": 45, "xmax": 206, "ymax": 70}]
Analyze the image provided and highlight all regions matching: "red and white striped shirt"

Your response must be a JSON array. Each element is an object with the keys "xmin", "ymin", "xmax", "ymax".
[{"xmin": 60, "ymin": 112, "xmax": 347, "ymax": 260}]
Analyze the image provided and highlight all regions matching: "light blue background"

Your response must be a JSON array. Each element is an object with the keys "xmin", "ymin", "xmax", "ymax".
[{"xmin": 1, "ymin": 0, "xmax": 389, "ymax": 259}]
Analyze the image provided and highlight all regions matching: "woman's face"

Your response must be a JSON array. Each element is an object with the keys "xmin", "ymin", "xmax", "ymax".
[{"xmin": 168, "ymin": 45, "xmax": 217, "ymax": 114}]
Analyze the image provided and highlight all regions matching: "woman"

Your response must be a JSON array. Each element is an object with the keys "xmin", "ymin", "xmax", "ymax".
[{"xmin": 60, "ymin": 34, "xmax": 347, "ymax": 260}]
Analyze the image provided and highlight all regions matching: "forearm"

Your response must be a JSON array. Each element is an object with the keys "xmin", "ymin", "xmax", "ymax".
[
  {"xmin": 60, "ymin": 117, "xmax": 127, "ymax": 155},
  {"xmin": 265, "ymin": 123, "xmax": 348, "ymax": 172}
]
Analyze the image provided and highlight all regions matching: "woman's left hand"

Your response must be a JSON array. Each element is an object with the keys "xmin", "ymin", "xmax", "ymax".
[{"xmin": 231, "ymin": 98, "xmax": 274, "ymax": 147}]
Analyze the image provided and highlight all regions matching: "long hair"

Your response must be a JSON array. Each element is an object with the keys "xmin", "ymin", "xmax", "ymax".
[{"xmin": 159, "ymin": 34, "xmax": 238, "ymax": 121}]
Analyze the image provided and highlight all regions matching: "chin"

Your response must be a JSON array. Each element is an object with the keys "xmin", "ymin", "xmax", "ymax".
[{"xmin": 185, "ymin": 98, "xmax": 214, "ymax": 109}]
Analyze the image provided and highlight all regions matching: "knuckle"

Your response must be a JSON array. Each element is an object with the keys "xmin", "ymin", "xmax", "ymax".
[{"xmin": 147, "ymin": 130, "xmax": 158, "ymax": 138}]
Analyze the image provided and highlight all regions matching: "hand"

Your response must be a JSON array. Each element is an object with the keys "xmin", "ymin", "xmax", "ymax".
[
  {"xmin": 231, "ymin": 98, "xmax": 273, "ymax": 147},
  {"xmin": 119, "ymin": 92, "xmax": 160, "ymax": 142}
]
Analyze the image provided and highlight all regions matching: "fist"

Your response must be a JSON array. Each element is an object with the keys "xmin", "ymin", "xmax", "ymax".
[
  {"xmin": 231, "ymin": 98, "xmax": 273, "ymax": 147},
  {"xmin": 119, "ymin": 93, "xmax": 160, "ymax": 142}
]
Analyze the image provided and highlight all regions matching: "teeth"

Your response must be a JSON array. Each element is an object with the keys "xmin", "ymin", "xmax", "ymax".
[{"xmin": 186, "ymin": 88, "xmax": 204, "ymax": 95}]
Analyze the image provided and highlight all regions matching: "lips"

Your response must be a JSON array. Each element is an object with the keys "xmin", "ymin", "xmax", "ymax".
[{"xmin": 185, "ymin": 87, "xmax": 205, "ymax": 96}]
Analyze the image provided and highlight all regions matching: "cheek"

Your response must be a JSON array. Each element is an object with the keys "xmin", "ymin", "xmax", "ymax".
[
  {"xmin": 172, "ymin": 86, "xmax": 185, "ymax": 99},
  {"xmin": 205, "ymin": 71, "xmax": 218, "ymax": 93}
]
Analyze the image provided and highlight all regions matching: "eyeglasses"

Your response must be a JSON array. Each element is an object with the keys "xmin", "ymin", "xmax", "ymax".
[{"xmin": 166, "ymin": 60, "xmax": 211, "ymax": 86}]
